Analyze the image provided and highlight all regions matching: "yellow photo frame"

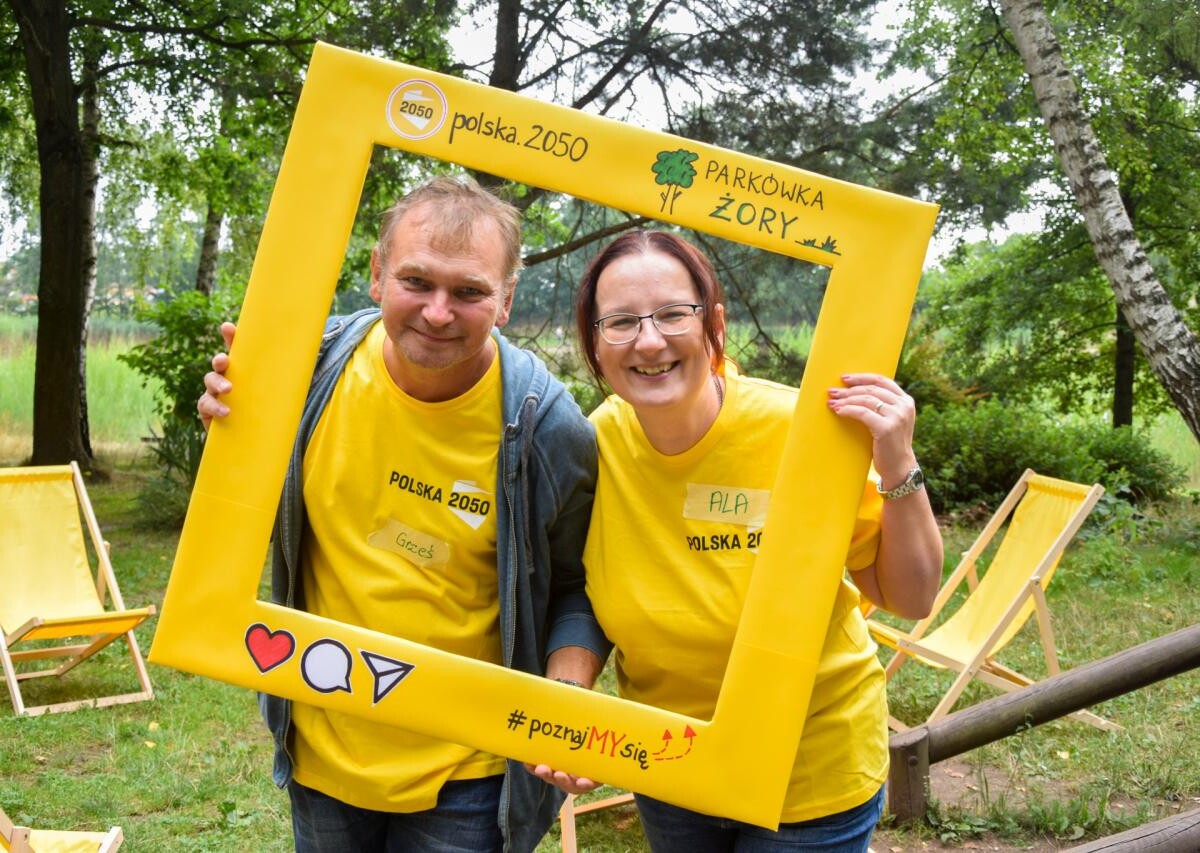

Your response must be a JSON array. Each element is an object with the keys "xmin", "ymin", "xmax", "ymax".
[{"xmin": 149, "ymin": 42, "xmax": 938, "ymax": 827}]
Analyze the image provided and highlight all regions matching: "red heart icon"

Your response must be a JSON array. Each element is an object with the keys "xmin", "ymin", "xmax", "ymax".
[{"xmin": 245, "ymin": 623, "xmax": 296, "ymax": 673}]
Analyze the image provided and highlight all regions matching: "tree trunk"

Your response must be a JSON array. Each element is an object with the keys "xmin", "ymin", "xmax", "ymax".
[
  {"xmin": 195, "ymin": 87, "xmax": 235, "ymax": 295},
  {"xmin": 489, "ymin": 0, "xmax": 521, "ymax": 91},
  {"xmin": 79, "ymin": 48, "xmax": 101, "ymax": 460},
  {"xmin": 195, "ymin": 203, "xmax": 222, "ymax": 295},
  {"xmin": 998, "ymin": 0, "xmax": 1200, "ymax": 443},
  {"xmin": 1111, "ymin": 190, "xmax": 1136, "ymax": 429},
  {"xmin": 9, "ymin": 0, "xmax": 97, "ymax": 470},
  {"xmin": 1113, "ymin": 305, "xmax": 1135, "ymax": 428}
]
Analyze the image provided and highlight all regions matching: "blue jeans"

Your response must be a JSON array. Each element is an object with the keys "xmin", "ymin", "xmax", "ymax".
[
  {"xmin": 635, "ymin": 784, "xmax": 885, "ymax": 852},
  {"xmin": 287, "ymin": 776, "xmax": 504, "ymax": 853}
]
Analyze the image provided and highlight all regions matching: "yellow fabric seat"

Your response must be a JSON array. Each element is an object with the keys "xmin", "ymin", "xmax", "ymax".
[
  {"xmin": 1, "ymin": 804, "xmax": 123, "ymax": 852},
  {"xmin": 868, "ymin": 469, "xmax": 1119, "ymax": 731},
  {"xmin": 0, "ymin": 463, "xmax": 154, "ymax": 717}
]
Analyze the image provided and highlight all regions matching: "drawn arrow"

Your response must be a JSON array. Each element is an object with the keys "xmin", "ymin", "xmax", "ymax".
[
  {"xmin": 652, "ymin": 728, "xmax": 673, "ymax": 756},
  {"xmin": 652, "ymin": 725, "xmax": 697, "ymax": 761}
]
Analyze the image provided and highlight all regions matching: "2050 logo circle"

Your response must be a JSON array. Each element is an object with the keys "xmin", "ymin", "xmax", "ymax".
[{"xmin": 386, "ymin": 80, "xmax": 449, "ymax": 141}]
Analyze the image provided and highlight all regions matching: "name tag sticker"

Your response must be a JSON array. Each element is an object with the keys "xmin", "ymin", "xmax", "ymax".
[
  {"xmin": 368, "ymin": 519, "xmax": 449, "ymax": 567},
  {"xmin": 684, "ymin": 483, "xmax": 770, "ymax": 528}
]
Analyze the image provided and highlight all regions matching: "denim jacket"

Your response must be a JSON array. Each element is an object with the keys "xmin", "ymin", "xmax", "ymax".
[{"xmin": 260, "ymin": 308, "xmax": 608, "ymax": 852}]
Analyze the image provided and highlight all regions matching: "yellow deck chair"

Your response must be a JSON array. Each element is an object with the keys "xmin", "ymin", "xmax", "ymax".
[
  {"xmin": 868, "ymin": 469, "xmax": 1120, "ymax": 732},
  {"xmin": 557, "ymin": 791, "xmax": 636, "ymax": 853},
  {"xmin": 0, "ymin": 804, "xmax": 123, "ymax": 853},
  {"xmin": 0, "ymin": 463, "xmax": 154, "ymax": 717}
]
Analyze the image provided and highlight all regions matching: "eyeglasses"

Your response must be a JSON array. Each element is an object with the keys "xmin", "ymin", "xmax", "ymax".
[{"xmin": 593, "ymin": 303, "xmax": 704, "ymax": 345}]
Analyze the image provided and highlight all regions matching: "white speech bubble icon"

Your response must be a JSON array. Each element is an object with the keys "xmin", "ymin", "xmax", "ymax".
[{"xmin": 301, "ymin": 639, "xmax": 353, "ymax": 694}]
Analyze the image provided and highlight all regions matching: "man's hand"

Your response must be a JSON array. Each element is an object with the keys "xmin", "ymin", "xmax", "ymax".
[{"xmin": 197, "ymin": 322, "xmax": 237, "ymax": 432}]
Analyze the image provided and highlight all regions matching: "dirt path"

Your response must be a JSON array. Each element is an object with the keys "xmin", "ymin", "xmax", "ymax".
[
  {"xmin": 872, "ymin": 754, "xmax": 1200, "ymax": 851},
  {"xmin": 871, "ymin": 758, "xmax": 1066, "ymax": 852}
]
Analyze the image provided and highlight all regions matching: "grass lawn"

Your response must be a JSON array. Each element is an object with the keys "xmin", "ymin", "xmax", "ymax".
[{"xmin": 0, "ymin": 453, "xmax": 1197, "ymax": 851}]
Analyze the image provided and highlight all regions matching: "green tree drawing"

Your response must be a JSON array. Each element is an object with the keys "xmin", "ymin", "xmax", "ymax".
[{"xmin": 652, "ymin": 149, "xmax": 699, "ymax": 215}]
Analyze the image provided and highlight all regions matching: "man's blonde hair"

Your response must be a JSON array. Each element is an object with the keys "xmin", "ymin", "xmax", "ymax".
[{"xmin": 377, "ymin": 174, "xmax": 523, "ymax": 286}]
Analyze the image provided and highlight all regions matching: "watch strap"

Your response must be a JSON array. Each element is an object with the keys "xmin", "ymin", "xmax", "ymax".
[{"xmin": 878, "ymin": 466, "xmax": 925, "ymax": 501}]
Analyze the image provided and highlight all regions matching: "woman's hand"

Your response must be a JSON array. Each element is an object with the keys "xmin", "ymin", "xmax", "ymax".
[
  {"xmin": 826, "ymin": 372, "xmax": 918, "ymax": 488},
  {"xmin": 829, "ymin": 372, "xmax": 942, "ymax": 619}
]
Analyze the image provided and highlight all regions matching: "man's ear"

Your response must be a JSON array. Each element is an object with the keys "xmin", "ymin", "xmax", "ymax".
[
  {"xmin": 495, "ymin": 275, "xmax": 517, "ymax": 328},
  {"xmin": 368, "ymin": 246, "xmax": 383, "ymax": 303}
]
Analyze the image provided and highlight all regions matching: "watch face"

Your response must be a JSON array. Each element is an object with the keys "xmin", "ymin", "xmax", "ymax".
[{"xmin": 880, "ymin": 466, "xmax": 924, "ymax": 499}]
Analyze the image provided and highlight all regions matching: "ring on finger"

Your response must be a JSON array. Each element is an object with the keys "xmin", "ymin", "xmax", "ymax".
[{"xmin": 875, "ymin": 400, "xmax": 885, "ymax": 414}]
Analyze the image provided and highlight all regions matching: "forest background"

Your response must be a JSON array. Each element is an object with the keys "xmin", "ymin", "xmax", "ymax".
[{"xmin": 1, "ymin": 0, "xmax": 1198, "ymax": 850}]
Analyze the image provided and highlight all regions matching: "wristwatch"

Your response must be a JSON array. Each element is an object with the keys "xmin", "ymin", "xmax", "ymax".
[{"xmin": 877, "ymin": 466, "xmax": 925, "ymax": 501}]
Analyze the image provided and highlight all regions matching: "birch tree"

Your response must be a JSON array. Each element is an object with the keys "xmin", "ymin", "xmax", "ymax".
[{"xmin": 996, "ymin": 0, "xmax": 1200, "ymax": 440}]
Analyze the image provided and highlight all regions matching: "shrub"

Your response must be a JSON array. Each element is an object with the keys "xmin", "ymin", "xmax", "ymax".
[
  {"xmin": 915, "ymin": 400, "xmax": 1185, "ymax": 513},
  {"xmin": 896, "ymin": 332, "xmax": 978, "ymax": 413},
  {"xmin": 118, "ymin": 289, "xmax": 240, "ymax": 524},
  {"xmin": 564, "ymin": 377, "xmax": 608, "ymax": 417},
  {"xmin": 119, "ymin": 290, "xmax": 236, "ymax": 425},
  {"xmin": 731, "ymin": 336, "xmax": 807, "ymax": 389},
  {"xmin": 1076, "ymin": 421, "xmax": 1186, "ymax": 504},
  {"xmin": 135, "ymin": 419, "xmax": 207, "ymax": 528}
]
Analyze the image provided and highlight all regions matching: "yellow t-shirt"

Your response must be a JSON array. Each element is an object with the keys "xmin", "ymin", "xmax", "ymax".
[
  {"xmin": 584, "ymin": 363, "xmax": 888, "ymax": 823},
  {"xmin": 291, "ymin": 321, "xmax": 506, "ymax": 812}
]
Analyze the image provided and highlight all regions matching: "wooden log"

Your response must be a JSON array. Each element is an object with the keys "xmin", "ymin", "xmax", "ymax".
[
  {"xmin": 887, "ymin": 624, "xmax": 1200, "ymax": 823},
  {"xmin": 1063, "ymin": 807, "xmax": 1200, "ymax": 851},
  {"xmin": 886, "ymin": 727, "xmax": 930, "ymax": 823},
  {"xmin": 925, "ymin": 624, "xmax": 1200, "ymax": 764}
]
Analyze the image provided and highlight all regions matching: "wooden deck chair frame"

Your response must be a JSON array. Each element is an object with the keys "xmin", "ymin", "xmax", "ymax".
[
  {"xmin": 868, "ymin": 469, "xmax": 1119, "ymax": 732},
  {"xmin": 0, "ymin": 804, "xmax": 123, "ymax": 852},
  {"xmin": 557, "ymin": 791, "xmax": 636, "ymax": 853},
  {"xmin": 0, "ymin": 462, "xmax": 155, "ymax": 717}
]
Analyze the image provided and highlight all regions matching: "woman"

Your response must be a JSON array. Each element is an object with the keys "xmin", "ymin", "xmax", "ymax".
[{"xmin": 529, "ymin": 230, "xmax": 942, "ymax": 851}]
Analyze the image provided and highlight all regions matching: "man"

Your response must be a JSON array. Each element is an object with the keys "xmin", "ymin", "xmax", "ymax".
[{"xmin": 199, "ymin": 175, "xmax": 606, "ymax": 852}]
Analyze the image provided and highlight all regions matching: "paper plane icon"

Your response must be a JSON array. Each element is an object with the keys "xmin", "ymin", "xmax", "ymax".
[{"xmin": 360, "ymin": 650, "xmax": 416, "ymax": 704}]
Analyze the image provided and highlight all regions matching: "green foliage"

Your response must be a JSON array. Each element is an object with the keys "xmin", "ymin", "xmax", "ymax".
[
  {"xmin": 0, "ymin": 244, "xmax": 39, "ymax": 311},
  {"xmin": 0, "ymin": 9, "xmax": 38, "ymax": 218},
  {"xmin": 887, "ymin": 0, "xmax": 1049, "ymax": 230},
  {"xmin": 564, "ymin": 377, "xmax": 608, "ymax": 418},
  {"xmin": 916, "ymin": 400, "xmax": 1076, "ymax": 511},
  {"xmin": 920, "ymin": 232, "xmax": 1173, "ymax": 419},
  {"xmin": 119, "ymin": 291, "xmax": 238, "ymax": 425},
  {"xmin": 117, "ymin": 289, "xmax": 239, "ymax": 520},
  {"xmin": 136, "ymin": 420, "xmax": 208, "ymax": 528},
  {"xmin": 1082, "ymin": 421, "xmax": 1188, "ymax": 503},
  {"xmin": 896, "ymin": 328, "xmax": 978, "ymax": 412},
  {"xmin": 924, "ymin": 801, "xmax": 1002, "ymax": 845},
  {"xmin": 732, "ymin": 336, "xmax": 808, "ymax": 390},
  {"xmin": 915, "ymin": 400, "xmax": 1186, "ymax": 512},
  {"xmin": 893, "ymin": 0, "xmax": 1200, "ymax": 433}
]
